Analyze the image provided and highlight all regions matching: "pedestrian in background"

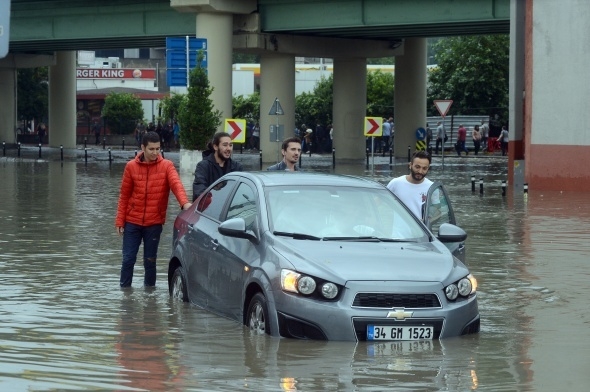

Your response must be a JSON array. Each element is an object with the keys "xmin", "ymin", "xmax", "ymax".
[
  {"xmin": 115, "ymin": 131, "xmax": 191, "ymax": 288},
  {"xmin": 498, "ymin": 125, "xmax": 509, "ymax": 156},
  {"xmin": 37, "ymin": 123, "xmax": 47, "ymax": 144},
  {"xmin": 456, "ymin": 124, "xmax": 469, "ymax": 156},
  {"xmin": 192, "ymin": 132, "xmax": 243, "ymax": 201},
  {"xmin": 472, "ymin": 125, "xmax": 482, "ymax": 155},
  {"xmin": 480, "ymin": 119, "xmax": 490, "ymax": 150},
  {"xmin": 382, "ymin": 118, "xmax": 392, "ymax": 154},
  {"xmin": 92, "ymin": 121, "xmax": 101, "ymax": 145},
  {"xmin": 435, "ymin": 121, "xmax": 446, "ymax": 155},
  {"xmin": 172, "ymin": 120, "xmax": 180, "ymax": 149}
]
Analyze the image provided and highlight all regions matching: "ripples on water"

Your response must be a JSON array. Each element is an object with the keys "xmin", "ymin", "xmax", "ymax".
[{"xmin": 1, "ymin": 158, "xmax": 589, "ymax": 391}]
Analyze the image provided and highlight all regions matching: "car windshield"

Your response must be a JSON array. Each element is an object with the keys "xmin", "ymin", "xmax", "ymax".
[{"xmin": 266, "ymin": 185, "xmax": 428, "ymax": 241}]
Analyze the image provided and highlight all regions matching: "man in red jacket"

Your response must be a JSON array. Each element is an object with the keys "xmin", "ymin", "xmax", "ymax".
[{"xmin": 115, "ymin": 131, "xmax": 191, "ymax": 288}]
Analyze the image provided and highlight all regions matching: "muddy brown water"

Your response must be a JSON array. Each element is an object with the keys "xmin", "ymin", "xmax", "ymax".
[{"xmin": 1, "ymin": 156, "xmax": 589, "ymax": 391}]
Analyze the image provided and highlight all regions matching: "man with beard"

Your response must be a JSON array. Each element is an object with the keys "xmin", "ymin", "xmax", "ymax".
[
  {"xmin": 192, "ymin": 132, "xmax": 243, "ymax": 201},
  {"xmin": 267, "ymin": 137, "xmax": 301, "ymax": 171},
  {"xmin": 386, "ymin": 151, "xmax": 437, "ymax": 220}
]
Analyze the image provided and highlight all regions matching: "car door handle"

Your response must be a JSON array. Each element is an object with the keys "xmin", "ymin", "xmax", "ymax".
[{"xmin": 210, "ymin": 239, "xmax": 219, "ymax": 250}]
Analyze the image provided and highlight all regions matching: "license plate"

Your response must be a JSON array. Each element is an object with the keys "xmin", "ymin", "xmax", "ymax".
[{"xmin": 367, "ymin": 325, "xmax": 433, "ymax": 341}]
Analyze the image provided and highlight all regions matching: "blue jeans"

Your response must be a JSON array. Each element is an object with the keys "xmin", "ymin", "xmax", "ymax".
[{"xmin": 120, "ymin": 222, "xmax": 163, "ymax": 287}]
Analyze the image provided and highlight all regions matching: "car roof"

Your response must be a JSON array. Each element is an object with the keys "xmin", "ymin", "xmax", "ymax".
[{"xmin": 223, "ymin": 171, "xmax": 385, "ymax": 189}]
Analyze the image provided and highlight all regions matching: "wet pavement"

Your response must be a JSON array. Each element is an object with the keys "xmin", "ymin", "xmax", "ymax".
[{"xmin": 1, "ymin": 147, "xmax": 589, "ymax": 391}]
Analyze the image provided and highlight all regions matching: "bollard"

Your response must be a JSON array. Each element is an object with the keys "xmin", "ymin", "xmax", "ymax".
[
  {"xmin": 161, "ymin": 150, "xmax": 165, "ymax": 159},
  {"xmin": 240, "ymin": 144, "xmax": 243, "ymax": 154},
  {"xmin": 308, "ymin": 148, "xmax": 312, "ymax": 157},
  {"xmin": 332, "ymin": 148, "xmax": 336, "ymax": 169},
  {"xmin": 103, "ymin": 137, "xmax": 106, "ymax": 150},
  {"xmin": 135, "ymin": 150, "xmax": 138, "ymax": 157},
  {"xmin": 84, "ymin": 148, "xmax": 88, "ymax": 163},
  {"xmin": 108, "ymin": 148, "xmax": 112, "ymax": 163},
  {"xmin": 18, "ymin": 142, "xmax": 21, "ymax": 157},
  {"xmin": 122, "ymin": 137, "xmax": 125, "ymax": 151},
  {"xmin": 60, "ymin": 145, "xmax": 64, "ymax": 161},
  {"xmin": 407, "ymin": 146, "xmax": 411, "ymax": 162},
  {"xmin": 502, "ymin": 180, "xmax": 507, "ymax": 196},
  {"xmin": 38, "ymin": 143, "xmax": 42, "ymax": 158},
  {"xmin": 471, "ymin": 176, "xmax": 476, "ymax": 192},
  {"xmin": 479, "ymin": 178, "xmax": 484, "ymax": 195},
  {"xmin": 259, "ymin": 150, "xmax": 263, "ymax": 170},
  {"xmin": 2, "ymin": 141, "xmax": 5, "ymax": 157},
  {"xmin": 84, "ymin": 137, "xmax": 87, "ymax": 149},
  {"xmin": 366, "ymin": 148, "xmax": 369, "ymax": 168},
  {"xmin": 524, "ymin": 183, "xmax": 528, "ymax": 194},
  {"xmin": 299, "ymin": 151, "xmax": 302, "ymax": 169},
  {"xmin": 389, "ymin": 147, "xmax": 393, "ymax": 165}
]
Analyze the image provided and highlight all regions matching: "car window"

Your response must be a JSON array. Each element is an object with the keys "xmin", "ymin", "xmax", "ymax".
[
  {"xmin": 226, "ymin": 182, "xmax": 258, "ymax": 231},
  {"xmin": 425, "ymin": 183, "xmax": 453, "ymax": 233},
  {"xmin": 267, "ymin": 186, "xmax": 428, "ymax": 241},
  {"xmin": 197, "ymin": 179, "xmax": 235, "ymax": 221}
]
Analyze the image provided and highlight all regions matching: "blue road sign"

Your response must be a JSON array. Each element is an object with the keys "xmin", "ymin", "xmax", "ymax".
[
  {"xmin": 415, "ymin": 127, "xmax": 426, "ymax": 140},
  {"xmin": 165, "ymin": 37, "xmax": 208, "ymax": 87}
]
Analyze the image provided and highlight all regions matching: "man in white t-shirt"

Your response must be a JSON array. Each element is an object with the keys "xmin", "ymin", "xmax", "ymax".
[{"xmin": 387, "ymin": 151, "xmax": 435, "ymax": 220}]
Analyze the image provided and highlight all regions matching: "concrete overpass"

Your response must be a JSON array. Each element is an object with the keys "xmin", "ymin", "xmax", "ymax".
[{"xmin": 2, "ymin": 0, "xmax": 589, "ymax": 191}]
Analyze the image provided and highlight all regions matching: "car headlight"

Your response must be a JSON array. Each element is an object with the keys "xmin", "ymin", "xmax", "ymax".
[
  {"xmin": 280, "ymin": 269, "xmax": 340, "ymax": 300},
  {"xmin": 321, "ymin": 282, "xmax": 339, "ymax": 299},
  {"xmin": 297, "ymin": 276, "xmax": 316, "ymax": 295},
  {"xmin": 445, "ymin": 274, "xmax": 477, "ymax": 301}
]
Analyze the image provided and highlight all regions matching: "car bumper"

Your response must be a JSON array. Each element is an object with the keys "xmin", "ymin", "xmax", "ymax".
[{"xmin": 272, "ymin": 280, "xmax": 479, "ymax": 341}]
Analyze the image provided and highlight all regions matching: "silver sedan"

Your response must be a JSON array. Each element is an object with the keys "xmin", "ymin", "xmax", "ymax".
[{"xmin": 168, "ymin": 172, "xmax": 479, "ymax": 341}]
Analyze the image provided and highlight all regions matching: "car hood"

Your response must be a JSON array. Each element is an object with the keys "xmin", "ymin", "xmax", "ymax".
[{"xmin": 271, "ymin": 237, "xmax": 465, "ymax": 283}]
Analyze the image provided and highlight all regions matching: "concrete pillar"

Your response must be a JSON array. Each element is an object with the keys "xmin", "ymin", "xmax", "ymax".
[
  {"xmin": 393, "ymin": 38, "xmax": 427, "ymax": 158},
  {"xmin": 48, "ymin": 51, "xmax": 76, "ymax": 148},
  {"xmin": 0, "ymin": 68, "xmax": 17, "ymax": 144},
  {"xmin": 196, "ymin": 12, "xmax": 233, "ymax": 131},
  {"xmin": 333, "ymin": 57, "xmax": 367, "ymax": 160},
  {"xmin": 259, "ymin": 54, "xmax": 295, "ymax": 164}
]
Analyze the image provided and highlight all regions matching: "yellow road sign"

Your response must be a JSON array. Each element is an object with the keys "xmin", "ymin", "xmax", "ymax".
[
  {"xmin": 364, "ymin": 117, "xmax": 382, "ymax": 137},
  {"xmin": 224, "ymin": 119, "xmax": 246, "ymax": 143}
]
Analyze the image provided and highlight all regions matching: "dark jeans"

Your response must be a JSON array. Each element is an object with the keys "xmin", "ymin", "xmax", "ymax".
[
  {"xmin": 120, "ymin": 222, "xmax": 163, "ymax": 287},
  {"xmin": 473, "ymin": 140, "xmax": 481, "ymax": 155},
  {"xmin": 435, "ymin": 138, "xmax": 444, "ymax": 154}
]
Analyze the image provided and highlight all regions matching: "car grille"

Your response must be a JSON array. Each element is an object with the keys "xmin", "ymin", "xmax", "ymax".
[{"xmin": 352, "ymin": 293, "xmax": 441, "ymax": 309}]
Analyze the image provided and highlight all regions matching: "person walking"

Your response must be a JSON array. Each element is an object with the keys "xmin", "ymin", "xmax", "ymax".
[
  {"xmin": 267, "ymin": 137, "xmax": 301, "ymax": 171},
  {"xmin": 382, "ymin": 118, "xmax": 392, "ymax": 154},
  {"xmin": 472, "ymin": 125, "xmax": 482, "ymax": 155},
  {"xmin": 92, "ymin": 121, "xmax": 101, "ymax": 145},
  {"xmin": 480, "ymin": 119, "xmax": 490, "ymax": 150},
  {"xmin": 498, "ymin": 125, "xmax": 509, "ymax": 156},
  {"xmin": 192, "ymin": 132, "xmax": 244, "ymax": 201},
  {"xmin": 435, "ymin": 121, "xmax": 446, "ymax": 155},
  {"xmin": 456, "ymin": 124, "xmax": 469, "ymax": 156},
  {"xmin": 172, "ymin": 120, "xmax": 180, "ymax": 149},
  {"xmin": 386, "ymin": 151, "xmax": 434, "ymax": 220},
  {"xmin": 37, "ymin": 123, "xmax": 47, "ymax": 145},
  {"xmin": 115, "ymin": 131, "xmax": 191, "ymax": 288}
]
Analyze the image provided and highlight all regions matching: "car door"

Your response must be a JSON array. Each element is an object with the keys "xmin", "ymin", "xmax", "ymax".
[
  {"xmin": 186, "ymin": 179, "xmax": 237, "ymax": 308},
  {"xmin": 207, "ymin": 180, "xmax": 260, "ymax": 321},
  {"xmin": 423, "ymin": 181, "xmax": 466, "ymax": 262}
]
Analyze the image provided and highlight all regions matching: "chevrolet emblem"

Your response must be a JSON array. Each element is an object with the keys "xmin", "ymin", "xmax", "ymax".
[{"xmin": 386, "ymin": 308, "xmax": 414, "ymax": 320}]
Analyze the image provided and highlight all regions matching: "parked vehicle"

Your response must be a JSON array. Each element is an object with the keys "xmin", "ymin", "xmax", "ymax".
[{"xmin": 168, "ymin": 172, "xmax": 479, "ymax": 341}]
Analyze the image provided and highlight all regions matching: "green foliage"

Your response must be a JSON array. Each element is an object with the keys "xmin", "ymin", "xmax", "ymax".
[
  {"xmin": 427, "ymin": 35, "xmax": 509, "ymax": 121},
  {"xmin": 295, "ymin": 75, "xmax": 333, "ymax": 128},
  {"xmin": 178, "ymin": 51, "xmax": 222, "ymax": 150},
  {"xmin": 102, "ymin": 92, "xmax": 143, "ymax": 135},
  {"xmin": 366, "ymin": 70, "xmax": 395, "ymax": 117},
  {"xmin": 233, "ymin": 53, "xmax": 260, "ymax": 64},
  {"xmin": 158, "ymin": 93, "xmax": 185, "ymax": 124},
  {"xmin": 17, "ymin": 67, "xmax": 48, "ymax": 123},
  {"xmin": 232, "ymin": 92, "xmax": 260, "ymax": 123}
]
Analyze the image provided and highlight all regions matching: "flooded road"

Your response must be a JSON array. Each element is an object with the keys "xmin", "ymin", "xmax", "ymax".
[{"xmin": 1, "ymin": 155, "xmax": 589, "ymax": 391}]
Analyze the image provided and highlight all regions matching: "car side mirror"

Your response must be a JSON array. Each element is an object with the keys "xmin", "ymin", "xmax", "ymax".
[
  {"xmin": 218, "ymin": 218, "xmax": 259, "ymax": 244},
  {"xmin": 437, "ymin": 223, "xmax": 467, "ymax": 243}
]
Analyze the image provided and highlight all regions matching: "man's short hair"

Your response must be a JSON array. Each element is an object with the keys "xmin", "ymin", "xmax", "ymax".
[
  {"xmin": 282, "ymin": 137, "xmax": 301, "ymax": 151},
  {"xmin": 142, "ymin": 131, "xmax": 160, "ymax": 146},
  {"xmin": 411, "ymin": 150, "xmax": 431, "ymax": 164}
]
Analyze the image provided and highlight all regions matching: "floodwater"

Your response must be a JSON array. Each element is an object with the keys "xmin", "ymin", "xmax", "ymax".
[{"xmin": 1, "ymin": 154, "xmax": 589, "ymax": 391}]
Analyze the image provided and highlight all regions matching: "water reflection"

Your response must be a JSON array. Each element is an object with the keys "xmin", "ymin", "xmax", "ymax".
[{"xmin": 1, "ymin": 157, "xmax": 589, "ymax": 391}]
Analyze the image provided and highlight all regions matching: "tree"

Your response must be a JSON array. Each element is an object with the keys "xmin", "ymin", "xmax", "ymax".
[
  {"xmin": 232, "ymin": 92, "xmax": 260, "ymax": 123},
  {"xmin": 17, "ymin": 67, "xmax": 48, "ymax": 126},
  {"xmin": 102, "ymin": 92, "xmax": 143, "ymax": 135},
  {"xmin": 158, "ymin": 93, "xmax": 185, "ymax": 124},
  {"xmin": 366, "ymin": 70, "xmax": 395, "ymax": 118},
  {"xmin": 178, "ymin": 51, "xmax": 222, "ymax": 150},
  {"xmin": 295, "ymin": 75, "xmax": 333, "ymax": 128},
  {"xmin": 427, "ymin": 35, "xmax": 509, "ymax": 121}
]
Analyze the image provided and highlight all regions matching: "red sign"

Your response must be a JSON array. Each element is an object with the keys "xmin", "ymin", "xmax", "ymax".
[
  {"xmin": 76, "ymin": 68, "xmax": 156, "ymax": 79},
  {"xmin": 224, "ymin": 119, "xmax": 246, "ymax": 143}
]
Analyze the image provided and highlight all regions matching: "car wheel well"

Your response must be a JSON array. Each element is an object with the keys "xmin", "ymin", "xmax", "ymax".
[
  {"xmin": 168, "ymin": 258, "xmax": 182, "ymax": 287},
  {"xmin": 243, "ymin": 283, "xmax": 264, "ymax": 324}
]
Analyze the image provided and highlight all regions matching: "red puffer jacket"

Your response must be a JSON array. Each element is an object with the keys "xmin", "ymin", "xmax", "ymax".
[{"xmin": 115, "ymin": 154, "xmax": 189, "ymax": 227}]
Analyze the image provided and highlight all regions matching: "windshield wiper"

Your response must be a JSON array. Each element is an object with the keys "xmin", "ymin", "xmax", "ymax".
[
  {"xmin": 273, "ymin": 231, "xmax": 322, "ymax": 241},
  {"xmin": 322, "ymin": 236, "xmax": 412, "ymax": 242}
]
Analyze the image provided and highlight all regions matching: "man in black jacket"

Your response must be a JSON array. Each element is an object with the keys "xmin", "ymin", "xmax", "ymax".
[{"xmin": 192, "ymin": 132, "xmax": 243, "ymax": 201}]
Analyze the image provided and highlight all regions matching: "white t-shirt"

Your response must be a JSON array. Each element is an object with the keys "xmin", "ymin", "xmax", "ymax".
[{"xmin": 387, "ymin": 175, "xmax": 434, "ymax": 219}]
